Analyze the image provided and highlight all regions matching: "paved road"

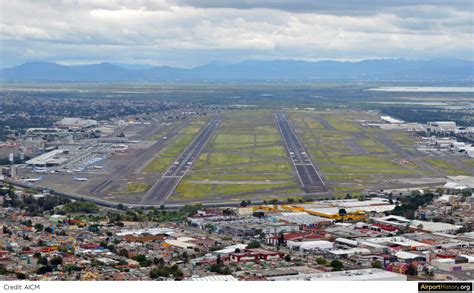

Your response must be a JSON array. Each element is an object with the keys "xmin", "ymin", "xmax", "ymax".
[
  {"xmin": 275, "ymin": 112, "xmax": 327, "ymax": 193},
  {"xmin": 140, "ymin": 115, "xmax": 223, "ymax": 204},
  {"xmin": 313, "ymin": 114, "xmax": 337, "ymax": 131}
]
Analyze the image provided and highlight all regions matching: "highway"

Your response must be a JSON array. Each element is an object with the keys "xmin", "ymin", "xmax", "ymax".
[
  {"xmin": 275, "ymin": 113, "xmax": 327, "ymax": 193},
  {"xmin": 140, "ymin": 115, "xmax": 222, "ymax": 204}
]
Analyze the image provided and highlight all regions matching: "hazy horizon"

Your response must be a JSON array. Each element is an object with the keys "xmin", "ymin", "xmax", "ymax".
[
  {"xmin": 1, "ymin": 56, "xmax": 473, "ymax": 70},
  {"xmin": 1, "ymin": 0, "xmax": 473, "ymax": 68}
]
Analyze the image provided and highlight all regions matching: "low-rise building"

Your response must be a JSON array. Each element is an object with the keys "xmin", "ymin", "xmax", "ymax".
[
  {"xmin": 267, "ymin": 268, "xmax": 407, "ymax": 281},
  {"xmin": 229, "ymin": 249, "xmax": 283, "ymax": 263}
]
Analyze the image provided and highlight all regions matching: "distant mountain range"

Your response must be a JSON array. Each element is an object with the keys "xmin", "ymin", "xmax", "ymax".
[{"xmin": 1, "ymin": 59, "xmax": 473, "ymax": 82}]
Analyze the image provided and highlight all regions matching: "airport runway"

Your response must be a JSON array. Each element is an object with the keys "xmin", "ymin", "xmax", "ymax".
[
  {"xmin": 89, "ymin": 121, "xmax": 190, "ymax": 195},
  {"xmin": 373, "ymin": 132, "xmax": 445, "ymax": 177},
  {"xmin": 140, "ymin": 115, "xmax": 223, "ymax": 204},
  {"xmin": 275, "ymin": 113, "xmax": 327, "ymax": 193}
]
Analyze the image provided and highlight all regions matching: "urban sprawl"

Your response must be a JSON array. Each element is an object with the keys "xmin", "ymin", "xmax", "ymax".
[{"xmin": 0, "ymin": 87, "xmax": 473, "ymax": 282}]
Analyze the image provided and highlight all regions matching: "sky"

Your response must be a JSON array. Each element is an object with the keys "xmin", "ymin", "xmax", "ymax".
[{"xmin": 0, "ymin": 0, "xmax": 473, "ymax": 68}]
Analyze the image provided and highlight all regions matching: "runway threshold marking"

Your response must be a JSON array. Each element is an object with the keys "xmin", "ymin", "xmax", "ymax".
[
  {"xmin": 141, "ymin": 115, "xmax": 222, "ymax": 203},
  {"xmin": 275, "ymin": 112, "xmax": 326, "ymax": 192}
]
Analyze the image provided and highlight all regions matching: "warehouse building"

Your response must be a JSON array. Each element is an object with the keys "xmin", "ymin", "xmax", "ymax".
[
  {"xmin": 427, "ymin": 121, "xmax": 457, "ymax": 132},
  {"xmin": 55, "ymin": 117, "xmax": 98, "ymax": 129},
  {"xmin": 287, "ymin": 240, "xmax": 333, "ymax": 251},
  {"xmin": 431, "ymin": 257, "xmax": 474, "ymax": 272},
  {"xmin": 25, "ymin": 149, "xmax": 69, "ymax": 167},
  {"xmin": 363, "ymin": 236, "xmax": 432, "ymax": 251},
  {"xmin": 267, "ymin": 268, "xmax": 407, "ymax": 281},
  {"xmin": 326, "ymin": 248, "xmax": 371, "ymax": 259},
  {"xmin": 372, "ymin": 215, "xmax": 463, "ymax": 234}
]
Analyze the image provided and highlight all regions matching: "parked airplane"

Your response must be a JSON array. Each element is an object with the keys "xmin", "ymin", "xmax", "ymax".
[
  {"xmin": 33, "ymin": 167, "xmax": 47, "ymax": 173},
  {"xmin": 23, "ymin": 176, "xmax": 42, "ymax": 183}
]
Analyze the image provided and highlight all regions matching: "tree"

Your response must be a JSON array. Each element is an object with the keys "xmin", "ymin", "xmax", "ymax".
[
  {"xmin": 371, "ymin": 260, "xmax": 383, "ymax": 269},
  {"xmin": 204, "ymin": 223, "xmax": 216, "ymax": 233},
  {"xmin": 50, "ymin": 256, "xmax": 63, "ymax": 267},
  {"xmin": 456, "ymin": 226, "xmax": 468, "ymax": 234},
  {"xmin": 246, "ymin": 241, "xmax": 261, "ymax": 249},
  {"xmin": 222, "ymin": 208, "xmax": 235, "ymax": 216},
  {"xmin": 118, "ymin": 248, "xmax": 129, "ymax": 257},
  {"xmin": 155, "ymin": 258, "xmax": 167, "ymax": 267},
  {"xmin": 180, "ymin": 203, "xmax": 203, "ymax": 217},
  {"xmin": 64, "ymin": 264, "xmax": 81, "ymax": 273},
  {"xmin": 209, "ymin": 262, "xmax": 231, "ymax": 275},
  {"xmin": 330, "ymin": 260, "xmax": 343, "ymax": 271},
  {"xmin": 2, "ymin": 226, "xmax": 11, "ymax": 235},
  {"xmin": 34, "ymin": 223, "xmax": 44, "ymax": 232},
  {"xmin": 21, "ymin": 219, "xmax": 33, "ymax": 227},
  {"xmin": 37, "ymin": 265, "xmax": 53, "ymax": 275},
  {"xmin": 180, "ymin": 251, "xmax": 189, "ymax": 262},
  {"xmin": 150, "ymin": 266, "xmax": 170, "ymax": 279},
  {"xmin": 461, "ymin": 190, "xmax": 472, "ymax": 198},
  {"xmin": 338, "ymin": 209, "xmax": 347, "ymax": 217},
  {"xmin": 37, "ymin": 256, "xmax": 48, "ymax": 266},
  {"xmin": 407, "ymin": 264, "xmax": 417, "ymax": 276},
  {"xmin": 209, "ymin": 263, "xmax": 222, "ymax": 273},
  {"xmin": 284, "ymin": 255, "xmax": 291, "ymax": 262},
  {"xmin": 316, "ymin": 257, "xmax": 327, "ymax": 265},
  {"xmin": 172, "ymin": 269, "xmax": 184, "ymax": 279},
  {"xmin": 223, "ymin": 266, "xmax": 232, "ymax": 275},
  {"xmin": 132, "ymin": 254, "xmax": 147, "ymax": 263},
  {"xmin": 391, "ymin": 193, "xmax": 435, "ymax": 220},
  {"xmin": 269, "ymin": 199, "xmax": 278, "ymax": 205},
  {"xmin": 63, "ymin": 201, "xmax": 98, "ymax": 213}
]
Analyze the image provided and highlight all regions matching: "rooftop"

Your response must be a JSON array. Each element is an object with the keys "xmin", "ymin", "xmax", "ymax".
[
  {"xmin": 267, "ymin": 269, "xmax": 407, "ymax": 281},
  {"xmin": 190, "ymin": 275, "xmax": 237, "ymax": 281}
]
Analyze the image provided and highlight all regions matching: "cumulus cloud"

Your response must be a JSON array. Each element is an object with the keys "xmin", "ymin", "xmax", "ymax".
[{"xmin": 0, "ymin": 0, "xmax": 472, "ymax": 67}]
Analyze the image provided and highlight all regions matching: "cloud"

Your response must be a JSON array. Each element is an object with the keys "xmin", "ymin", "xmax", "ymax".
[
  {"xmin": 0, "ymin": 0, "xmax": 472, "ymax": 67},
  {"xmin": 173, "ymin": 0, "xmax": 473, "ymax": 15}
]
